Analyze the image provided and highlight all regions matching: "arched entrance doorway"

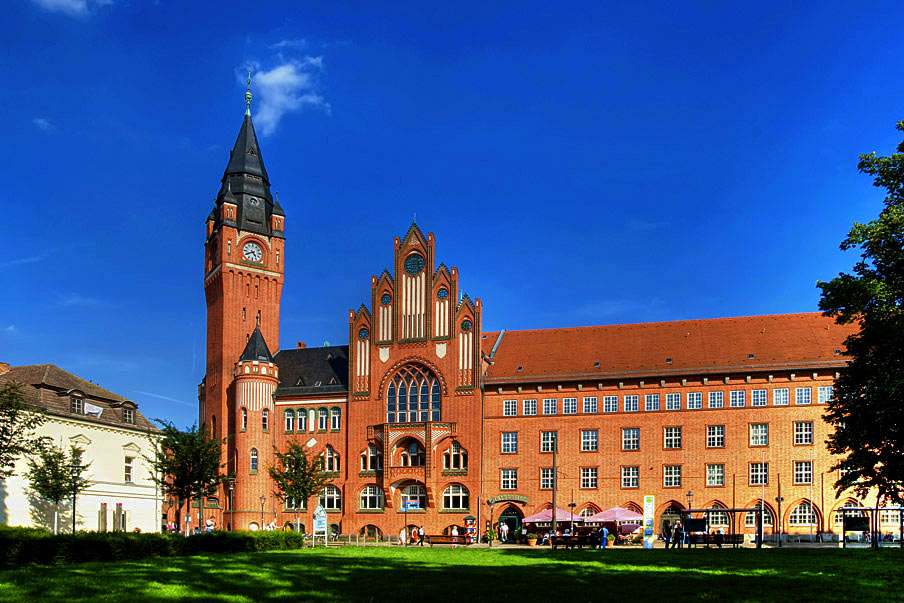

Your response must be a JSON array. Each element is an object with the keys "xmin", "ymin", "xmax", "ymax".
[
  {"xmin": 498, "ymin": 505, "xmax": 524, "ymax": 542},
  {"xmin": 660, "ymin": 503, "xmax": 683, "ymax": 534}
]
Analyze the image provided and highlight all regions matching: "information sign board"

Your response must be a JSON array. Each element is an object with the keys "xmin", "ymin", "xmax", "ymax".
[{"xmin": 643, "ymin": 495, "xmax": 656, "ymax": 549}]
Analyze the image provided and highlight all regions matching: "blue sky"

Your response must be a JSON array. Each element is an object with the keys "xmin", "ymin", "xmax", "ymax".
[{"xmin": 3, "ymin": 0, "xmax": 903, "ymax": 429}]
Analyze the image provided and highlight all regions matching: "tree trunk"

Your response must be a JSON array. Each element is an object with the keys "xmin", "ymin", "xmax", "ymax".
[{"xmin": 53, "ymin": 502, "xmax": 59, "ymax": 535}]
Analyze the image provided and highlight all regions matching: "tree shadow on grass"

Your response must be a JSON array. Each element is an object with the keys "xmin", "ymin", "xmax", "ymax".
[{"xmin": 1, "ymin": 546, "xmax": 902, "ymax": 603}]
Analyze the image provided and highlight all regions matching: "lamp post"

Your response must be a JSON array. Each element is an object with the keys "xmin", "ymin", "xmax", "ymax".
[
  {"xmin": 70, "ymin": 461, "xmax": 81, "ymax": 534},
  {"xmin": 228, "ymin": 479, "xmax": 235, "ymax": 531},
  {"xmin": 260, "ymin": 495, "xmax": 266, "ymax": 531},
  {"xmin": 487, "ymin": 500, "xmax": 495, "ymax": 547},
  {"xmin": 568, "ymin": 490, "xmax": 576, "ymax": 535},
  {"xmin": 686, "ymin": 490, "xmax": 693, "ymax": 546}
]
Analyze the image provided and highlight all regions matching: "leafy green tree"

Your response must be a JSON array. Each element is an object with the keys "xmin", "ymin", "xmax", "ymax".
[
  {"xmin": 268, "ymin": 442, "xmax": 333, "ymax": 532},
  {"xmin": 0, "ymin": 382, "xmax": 46, "ymax": 479},
  {"xmin": 25, "ymin": 443, "xmax": 90, "ymax": 534},
  {"xmin": 818, "ymin": 120, "xmax": 904, "ymax": 508},
  {"xmin": 145, "ymin": 420, "xmax": 227, "ymax": 533}
]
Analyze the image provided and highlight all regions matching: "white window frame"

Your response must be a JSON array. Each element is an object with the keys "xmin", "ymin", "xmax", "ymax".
[
  {"xmin": 603, "ymin": 396, "xmax": 618, "ymax": 413},
  {"xmin": 580, "ymin": 467, "xmax": 598, "ymax": 489},
  {"xmin": 706, "ymin": 463, "xmax": 725, "ymax": 487},
  {"xmin": 583, "ymin": 397, "xmax": 598, "ymax": 414},
  {"xmin": 750, "ymin": 423, "xmax": 769, "ymax": 446},
  {"xmin": 624, "ymin": 395, "xmax": 639, "ymax": 412},
  {"xmin": 817, "ymin": 386, "xmax": 833, "ymax": 404},
  {"xmin": 794, "ymin": 421, "xmax": 814, "ymax": 445},
  {"xmin": 581, "ymin": 430, "xmax": 598, "ymax": 452},
  {"xmin": 562, "ymin": 397, "xmax": 577, "ymax": 415},
  {"xmin": 687, "ymin": 392, "xmax": 703, "ymax": 409},
  {"xmin": 501, "ymin": 469, "xmax": 517, "ymax": 490},
  {"xmin": 751, "ymin": 389, "xmax": 767, "ymax": 407},
  {"xmin": 523, "ymin": 399, "xmax": 537, "ymax": 416},
  {"xmin": 664, "ymin": 426, "xmax": 682, "ymax": 449},
  {"xmin": 730, "ymin": 390, "xmax": 746, "ymax": 407},
  {"xmin": 622, "ymin": 428, "xmax": 639, "ymax": 451},
  {"xmin": 794, "ymin": 460, "xmax": 813, "ymax": 485},
  {"xmin": 708, "ymin": 391, "xmax": 724, "ymax": 408},
  {"xmin": 540, "ymin": 468, "xmax": 554, "ymax": 490},
  {"xmin": 503, "ymin": 400, "xmax": 517, "ymax": 417},
  {"xmin": 540, "ymin": 431, "xmax": 557, "ymax": 453},
  {"xmin": 621, "ymin": 466, "xmax": 639, "ymax": 488},
  {"xmin": 795, "ymin": 387, "xmax": 812, "ymax": 405},
  {"xmin": 542, "ymin": 398, "xmax": 557, "ymax": 415},
  {"xmin": 773, "ymin": 388, "xmax": 789, "ymax": 406},
  {"xmin": 664, "ymin": 465, "xmax": 682, "ymax": 488},
  {"xmin": 501, "ymin": 432, "xmax": 518, "ymax": 454},
  {"xmin": 750, "ymin": 462, "xmax": 769, "ymax": 486},
  {"xmin": 645, "ymin": 394, "xmax": 660, "ymax": 411},
  {"xmin": 706, "ymin": 425, "xmax": 725, "ymax": 448},
  {"xmin": 665, "ymin": 393, "xmax": 681, "ymax": 410}
]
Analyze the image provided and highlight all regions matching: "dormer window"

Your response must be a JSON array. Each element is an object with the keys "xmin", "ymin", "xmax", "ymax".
[
  {"xmin": 70, "ymin": 396, "xmax": 83, "ymax": 415},
  {"xmin": 123, "ymin": 408, "xmax": 135, "ymax": 425}
]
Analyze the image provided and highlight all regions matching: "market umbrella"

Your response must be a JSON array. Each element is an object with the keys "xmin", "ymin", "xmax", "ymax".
[
  {"xmin": 586, "ymin": 506, "xmax": 643, "ymax": 522},
  {"xmin": 522, "ymin": 508, "xmax": 584, "ymax": 523}
]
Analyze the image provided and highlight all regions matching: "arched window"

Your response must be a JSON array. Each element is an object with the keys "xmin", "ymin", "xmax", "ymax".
[
  {"xmin": 401, "ymin": 484, "xmax": 426, "ymax": 509},
  {"xmin": 323, "ymin": 446, "xmax": 340, "ymax": 472},
  {"xmin": 399, "ymin": 440, "xmax": 425, "ymax": 467},
  {"xmin": 745, "ymin": 500, "xmax": 775, "ymax": 527},
  {"xmin": 318, "ymin": 408, "xmax": 328, "ymax": 431},
  {"xmin": 442, "ymin": 484, "xmax": 470, "ymax": 510},
  {"xmin": 262, "ymin": 408, "xmax": 269, "ymax": 431},
  {"xmin": 359, "ymin": 524, "xmax": 383, "ymax": 540},
  {"xmin": 833, "ymin": 500, "xmax": 862, "ymax": 527},
  {"xmin": 331, "ymin": 407, "xmax": 341, "ymax": 430},
  {"xmin": 319, "ymin": 485, "xmax": 341, "ymax": 510},
  {"xmin": 241, "ymin": 408, "xmax": 248, "ymax": 431},
  {"xmin": 360, "ymin": 485, "xmax": 384, "ymax": 510},
  {"xmin": 580, "ymin": 506, "xmax": 600, "ymax": 518},
  {"xmin": 361, "ymin": 444, "xmax": 383, "ymax": 472},
  {"xmin": 250, "ymin": 448, "xmax": 258, "ymax": 472},
  {"xmin": 443, "ymin": 441, "xmax": 467, "ymax": 471},
  {"xmin": 387, "ymin": 365, "xmax": 441, "ymax": 422},
  {"xmin": 284, "ymin": 409, "xmax": 295, "ymax": 432},
  {"xmin": 297, "ymin": 408, "xmax": 307, "ymax": 432},
  {"xmin": 789, "ymin": 501, "xmax": 818, "ymax": 526},
  {"xmin": 707, "ymin": 503, "xmax": 729, "ymax": 526},
  {"xmin": 625, "ymin": 502, "xmax": 643, "ymax": 515}
]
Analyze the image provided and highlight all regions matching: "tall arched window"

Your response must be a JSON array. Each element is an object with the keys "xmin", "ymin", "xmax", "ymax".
[
  {"xmin": 284, "ymin": 409, "xmax": 295, "ymax": 432},
  {"xmin": 361, "ymin": 444, "xmax": 383, "ymax": 472},
  {"xmin": 262, "ymin": 408, "xmax": 269, "ymax": 431},
  {"xmin": 323, "ymin": 446, "xmax": 340, "ymax": 472},
  {"xmin": 789, "ymin": 501, "xmax": 818, "ymax": 526},
  {"xmin": 320, "ymin": 485, "xmax": 341, "ymax": 510},
  {"xmin": 297, "ymin": 408, "xmax": 307, "ymax": 432},
  {"xmin": 580, "ymin": 505, "xmax": 600, "ymax": 518},
  {"xmin": 745, "ymin": 500, "xmax": 775, "ymax": 527},
  {"xmin": 387, "ymin": 365, "xmax": 441, "ymax": 422},
  {"xmin": 442, "ymin": 484, "xmax": 469, "ymax": 510},
  {"xmin": 360, "ymin": 485, "xmax": 384, "ymax": 510},
  {"xmin": 443, "ymin": 442, "xmax": 467, "ymax": 470},
  {"xmin": 241, "ymin": 407, "xmax": 248, "ymax": 431},
  {"xmin": 318, "ymin": 407, "xmax": 328, "ymax": 431},
  {"xmin": 331, "ymin": 407, "xmax": 341, "ymax": 430},
  {"xmin": 250, "ymin": 448, "xmax": 258, "ymax": 472},
  {"xmin": 707, "ymin": 502, "xmax": 729, "ymax": 526},
  {"xmin": 401, "ymin": 484, "xmax": 426, "ymax": 509},
  {"xmin": 833, "ymin": 500, "xmax": 862, "ymax": 527}
]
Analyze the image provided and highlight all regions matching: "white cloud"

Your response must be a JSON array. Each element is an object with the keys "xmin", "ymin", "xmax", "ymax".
[
  {"xmin": 136, "ymin": 390, "xmax": 195, "ymax": 408},
  {"xmin": 270, "ymin": 39, "xmax": 308, "ymax": 50},
  {"xmin": 0, "ymin": 251, "xmax": 50, "ymax": 267},
  {"xmin": 30, "ymin": 0, "xmax": 112, "ymax": 17},
  {"xmin": 32, "ymin": 118, "xmax": 53, "ymax": 133},
  {"xmin": 55, "ymin": 294, "xmax": 106, "ymax": 307},
  {"xmin": 242, "ymin": 57, "xmax": 330, "ymax": 136},
  {"xmin": 3, "ymin": 325, "xmax": 16, "ymax": 335}
]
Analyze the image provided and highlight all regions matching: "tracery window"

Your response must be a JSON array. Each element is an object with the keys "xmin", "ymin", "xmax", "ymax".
[
  {"xmin": 443, "ymin": 441, "xmax": 468, "ymax": 470},
  {"xmin": 387, "ymin": 365, "xmax": 441, "ymax": 422},
  {"xmin": 399, "ymin": 440, "xmax": 425, "ymax": 467},
  {"xmin": 323, "ymin": 446, "xmax": 340, "ymax": 472},
  {"xmin": 284, "ymin": 409, "xmax": 295, "ymax": 432},
  {"xmin": 442, "ymin": 484, "xmax": 469, "ymax": 510},
  {"xmin": 360, "ymin": 485, "xmax": 384, "ymax": 510},
  {"xmin": 789, "ymin": 501, "xmax": 817, "ymax": 526},
  {"xmin": 319, "ymin": 486, "xmax": 341, "ymax": 510}
]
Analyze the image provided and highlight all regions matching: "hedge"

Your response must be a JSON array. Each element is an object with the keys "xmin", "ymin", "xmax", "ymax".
[{"xmin": 0, "ymin": 526, "xmax": 309, "ymax": 568}]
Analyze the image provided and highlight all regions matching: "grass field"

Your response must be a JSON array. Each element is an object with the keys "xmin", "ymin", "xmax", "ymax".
[{"xmin": 1, "ymin": 546, "xmax": 902, "ymax": 602}]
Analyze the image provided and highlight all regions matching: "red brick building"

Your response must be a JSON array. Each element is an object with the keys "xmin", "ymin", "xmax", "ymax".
[{"xmin": 198, "ymin": 99, "xmax": 868, "ymax": 539}]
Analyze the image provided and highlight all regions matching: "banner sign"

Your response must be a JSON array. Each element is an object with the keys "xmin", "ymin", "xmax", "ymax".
[
  {"xmin": 643, "ymin": 495, "xmax": 656, "ymax": 549},
  {"xmin": 487, "ymin": 495, "xmax": 529, "ymax": 505},
  {"xmin": 84, "ymin": 402, "xmax": 104, "ymax": 418},
  {"xmin": 313, "ymin": 505, "xmax": 327, "ymax": 535}
]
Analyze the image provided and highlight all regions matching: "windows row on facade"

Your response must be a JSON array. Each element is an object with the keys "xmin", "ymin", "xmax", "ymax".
[
  {"xmin": 241, "ymin": 406, "xmax": 342, "ymax": 433},
  {"xmin": 492, "ymin": 461, "xmax": 831, "ymax": 492},
  {"xmin": 498, "ymin": 386, "xmax": 833, "ymax": 417},
  {"xmin": 499, "ymin": 421, "xmax": 818, "ymax": 454},
  {"xmin": 278, "ymin": 482, "xmax": 473, "ymax": 513}
]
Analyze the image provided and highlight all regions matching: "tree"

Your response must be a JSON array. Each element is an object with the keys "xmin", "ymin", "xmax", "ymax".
[
  {"xmin": 818, "ymin": 120, "xmax": 904, "ymax": 509},
  {"xmin": 268, "ymin": 442, "xmax": 333, "ymax": 532},
  {"xmin": 25, "ymin": 442, "xmax": 90, "ymax": 534},
  {"xmin": 0, "ymin": 382, "xmax": 46, "ymax": 479},
  {"xmin": 146, "ymin": 420, "xmax": 227, "ymax": 533}
]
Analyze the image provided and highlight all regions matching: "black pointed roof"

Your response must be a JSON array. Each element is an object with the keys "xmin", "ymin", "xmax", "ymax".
[
  {"xmin": 225, "ymin": 114, "xmax": 269, "ymax": 183},
  {"xmin": 206, "ymin": 106, "xmax": 285, "ymax": 238},
  {"xmin": 240, "ymin": 326, "xmax": 274, "ymax": 363}
]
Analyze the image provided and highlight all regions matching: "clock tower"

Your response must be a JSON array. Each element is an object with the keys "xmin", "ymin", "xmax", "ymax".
[{"xmin": 200, "ymin": 86, "xmax": 286, "ymax": 522}]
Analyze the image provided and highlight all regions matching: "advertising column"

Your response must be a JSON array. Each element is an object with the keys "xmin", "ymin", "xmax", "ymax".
[{"xmin": 643, "ymin": 495, "xmax": 656, "ymax": 550}]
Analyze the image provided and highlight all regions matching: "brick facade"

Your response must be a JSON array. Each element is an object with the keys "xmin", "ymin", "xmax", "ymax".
[{"xmin": 199, "ymin": 107, "xmax": 870, "ymax": 538}]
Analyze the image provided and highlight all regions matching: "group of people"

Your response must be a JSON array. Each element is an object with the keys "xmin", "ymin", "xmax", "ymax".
[
  {"xmin": 535, "ymin": 525, "xmax": 612, "ymax": 548},
  {"xmin": 398, "ymin": 525, "xmax": 427, "ymax": 545},
  {"xmin": 661, "ymin": 520, "xmax": 685, "ymax": 548}
]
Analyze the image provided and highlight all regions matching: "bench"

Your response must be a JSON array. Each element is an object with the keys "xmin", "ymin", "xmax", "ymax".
[
  {"xmin": 551, "ymin": 535, "xmax": 597, "ymax": 550},
  {"xmin": 688, "ymin": 533, "xmax": 745, "ymax": 547},
  {"xmin": 426, "ymin": 535, "xmax": 471, "ymax": 546}
]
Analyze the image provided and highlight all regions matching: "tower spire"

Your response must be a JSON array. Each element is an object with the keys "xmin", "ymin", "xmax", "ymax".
[{"xmin": 245, "ymin": 71, "xmax": 252, "ymax": 116}]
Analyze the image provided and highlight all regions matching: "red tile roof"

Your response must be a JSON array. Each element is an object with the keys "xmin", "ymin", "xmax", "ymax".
[{"xmin": 482, "ymin": 312, "xmax": 855, "ymax": 384}]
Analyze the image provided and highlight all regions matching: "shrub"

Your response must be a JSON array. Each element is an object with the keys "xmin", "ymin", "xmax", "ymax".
[{"xmin": 0, "ymin": 529, "xmax": 310, "ymax": 568}]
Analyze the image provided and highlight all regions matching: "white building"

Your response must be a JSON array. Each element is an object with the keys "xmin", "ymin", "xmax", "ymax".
[{"xmin": 0, "ymin": 362, "xmax": 163, "ymax": 533}]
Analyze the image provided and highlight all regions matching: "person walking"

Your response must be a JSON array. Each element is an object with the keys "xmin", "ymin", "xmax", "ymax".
[
  {"xmin": 600, "ymin": 525, "xmax": 610, "ymax": 550},
  {"xmin": 662, "ymin": 520, "xmax": 673, "ymax": 549},
  {"xmin": 399, "ymin": 527, "xmax": 407, "ymax": 546},
  {"xmin": 673, "ymin": 522, "xmax": 684, "ymax": 549},
  {"xmin": 500, "ymin": 522, "xmax": 509, "ymax": 542},
  {"xmin": 418, "ymin": 526, "xmax": 425, "ymax": 546}
]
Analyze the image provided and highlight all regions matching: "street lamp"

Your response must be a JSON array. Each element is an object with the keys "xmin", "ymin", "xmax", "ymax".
[
  {"xmin": 487, "ymin": 500, "xmax": 495, "ymax": 547},
  {"xmin": 568, "ymin": 490, "xmax": 577, "ymax": 535},
  {"xmin": 70, "ymin": 462, "xmax": 81, "ymax": 534},
  {"xmin": 260, "ymin": 495, "xmax": 266, "ymax": 531},
  {"xmin": 228, "ymin": 479, "xmax": 236, "ymax": 531}
]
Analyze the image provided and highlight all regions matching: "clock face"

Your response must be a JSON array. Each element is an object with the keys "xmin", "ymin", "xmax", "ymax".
[
  {"xmin": 381, "ymin": 293, "xmax": 392, "ymax": 305},
  {"xmin": 248, "ymin": 197, "xmax": 261, "ymax": 206},
  {"xmin": 404, "ymin": 253, "xmax": 425, "ymax": 275},
  {"xmin": 358, "ymin": 328, "xmax": 369, "ymax": 340},
  {"xmin": 461, "ymin": 319, "xmax": 472, "ymax": 332},
  {"xmin": 436, "ymin": 288, "xmax": 449, "ymax": 300},
  {"xmin": 243, "ymin": 242, "xmax": 263, "ymax": 262}
]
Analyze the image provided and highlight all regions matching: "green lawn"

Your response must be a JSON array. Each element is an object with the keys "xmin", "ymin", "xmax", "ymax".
[{"xmin": 1, "ymin": 546, "xmax": 902, "ymax": 602}]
